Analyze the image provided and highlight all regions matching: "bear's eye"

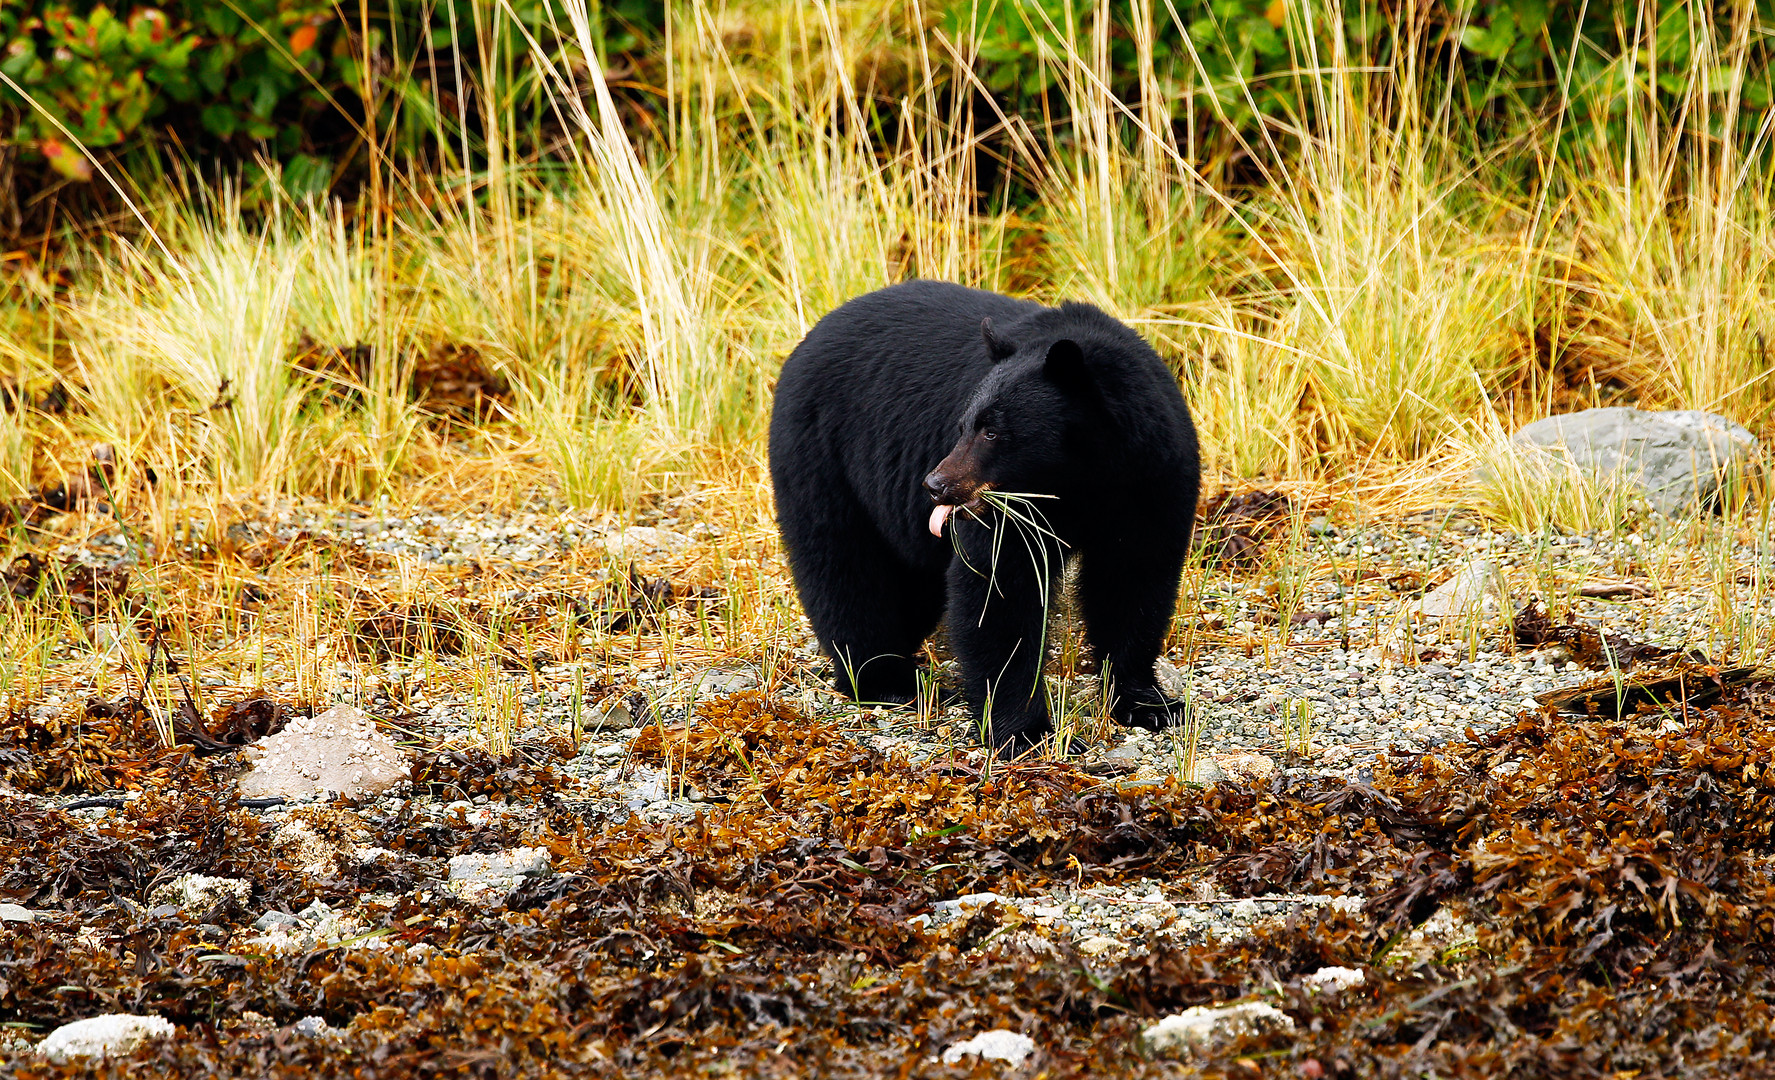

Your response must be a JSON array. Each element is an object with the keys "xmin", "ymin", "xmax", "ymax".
[{"xmin": 981, "ymin": 430, "xmax": 998, "ymax": 441}]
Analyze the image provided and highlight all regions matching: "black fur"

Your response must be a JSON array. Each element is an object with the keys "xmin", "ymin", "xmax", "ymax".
[{"xmin": 768, "ymin": 280, "xmax": 1200, "ymax": 750}]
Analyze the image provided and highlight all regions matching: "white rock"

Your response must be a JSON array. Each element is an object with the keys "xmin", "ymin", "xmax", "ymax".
[
  {"xmin": 237, "ymin": 704, "xmax": 410, "ymax": 801},
  {"xmin": 940, "ymin": 1029, "xmax": 1036, "ymax": 1066},
  {"xmin": 1301, "ymin": 966, "xmax": 1366, "ymax": 992},
  {"xmin": 0, "ymin": 903, "xmax": 34, "ymax": 923},
  {"xmin": 932, "ymin": 892, "xmax": 1009, "ymax": 917},
  {"xmin": 1142, "ymin": 1002, "xmax": 1294, "ymax": 1055},
  {"xmin": 38, "ymin": 1014, "xmax": 174, "ymax": 1062},
  {"xmin": 1416, "ymin": 561, "xmax": 1509, "ymax": 619}
]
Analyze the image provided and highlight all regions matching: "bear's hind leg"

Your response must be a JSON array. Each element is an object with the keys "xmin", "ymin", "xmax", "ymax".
[
  {"xmin": 1078, "ymin": 539, "xmax": 1189, "ymax": 730},
  {"xmin": 784, "ymin": 502, "xmax": 944, "ymax": 706}
]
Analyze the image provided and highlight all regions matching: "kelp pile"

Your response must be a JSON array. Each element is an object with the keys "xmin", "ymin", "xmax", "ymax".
[{"xmin": 6, "ymin": 686, "xmax": 1775, "ymax": 1077}]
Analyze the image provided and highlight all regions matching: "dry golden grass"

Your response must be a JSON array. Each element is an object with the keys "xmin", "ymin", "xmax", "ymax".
[{"xmin": 3, "ymin": 1, "xmax": 1775, "ymax": 758}]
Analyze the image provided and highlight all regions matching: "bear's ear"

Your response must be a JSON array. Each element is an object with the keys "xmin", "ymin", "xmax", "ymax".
[
  {"xmin": 1043, "ymin": 339, "xmax": 1092, "ymax": 394},
  {"xmin": 981, "ymin": 318, "xmax": 1017, "ymax": 361}
]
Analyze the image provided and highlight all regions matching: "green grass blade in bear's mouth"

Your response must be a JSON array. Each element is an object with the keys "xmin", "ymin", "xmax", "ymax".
[{"xmin": 957, "ymin": 491, "xmax": 1067, "ymax": 674}]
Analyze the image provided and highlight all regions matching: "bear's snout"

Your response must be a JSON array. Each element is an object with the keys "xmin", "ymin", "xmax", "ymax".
[{"xmin": 922, "ymin": 469, "xmax": 960, "ymax": 503}]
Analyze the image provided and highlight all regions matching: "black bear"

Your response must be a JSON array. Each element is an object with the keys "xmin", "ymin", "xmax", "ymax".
[{"xmin": 768, "ymin": 280, "xmax": 1200, "ymax": 750}]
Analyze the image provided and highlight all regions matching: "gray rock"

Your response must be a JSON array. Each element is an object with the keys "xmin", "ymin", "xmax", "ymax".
[
  {"xmin": 292, "ymin": 1016, "xmax": 335, "ymax": 1038},
  {"xmin": 693, "ymin": 667, "xmax": 760, "ymax": 697},
  {"xmin": 1512, "ymin": 407, "xmax": 1759, "ymax": 515},
  {"xmin": 253, "ymin": 911, "xmax": 303, "ymax": 932},
  {"xmin": 1187, "ymin": 756, "xmax": 1228, "ymax": 783},
  {"xmin": 448, "ymin": 848, "xmax": 552, "ymax": 882},
  {"xmin": 38, "ymin": 1014, "xmax": 175, "ymax": 1062},
  {"xmin": 0, "ymin": 903, "xmax": 35, "ymax": 923},
  {"xmin": 1417, "ymin": 561, "xmax": 1509, "ymax": 619}
]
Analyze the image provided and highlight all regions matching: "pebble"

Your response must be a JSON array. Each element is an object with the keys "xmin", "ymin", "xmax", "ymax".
[{"xmin": 0, "ymin": 903, "xmax": 35, "ymax": 924}]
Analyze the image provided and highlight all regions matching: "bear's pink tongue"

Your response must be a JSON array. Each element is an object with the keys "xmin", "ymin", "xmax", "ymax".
[{"xmin": 929, "ymin": 504, "xmax": 953, "ymax": 537}]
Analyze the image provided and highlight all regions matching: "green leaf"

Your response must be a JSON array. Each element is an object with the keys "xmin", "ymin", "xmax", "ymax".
[{"xmin": 200, "ymin": 103, "xmax": 237, "ymax": 138}]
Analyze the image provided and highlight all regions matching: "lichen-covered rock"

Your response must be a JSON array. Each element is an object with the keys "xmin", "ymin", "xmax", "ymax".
[
  {"xmin": 38, "ymin": 1014, "xmax": 174, "ymax": 1062},
  {"xmin": 1142, "ymin": 1002, "xmax": 1294, "ymax": 1055},
  {"xmin": 237, "ymin": 704, "xmax": 410, "ymax": 801},
  {"xmin": 151, "ymin": 874, "xmax": 251, "ymax": 911},
  {"xmin": 1512, "ymin": 407, "xmax": 1759, "ymax": 515}
]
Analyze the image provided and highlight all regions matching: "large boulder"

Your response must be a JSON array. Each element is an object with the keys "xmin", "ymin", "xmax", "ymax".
[{"xmin": 1511, "ymin": 407, "xmax": 1758, "ymax": 515}]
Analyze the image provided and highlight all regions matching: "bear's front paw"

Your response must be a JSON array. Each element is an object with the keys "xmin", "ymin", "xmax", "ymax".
[{"xmin": 1115, "ymin": 687, "xmax": 1190, "ymax": 731}]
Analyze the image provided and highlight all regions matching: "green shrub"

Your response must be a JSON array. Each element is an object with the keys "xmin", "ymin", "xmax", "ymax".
[
  {"xmin": 0, "ymin": 0, "xmax": 663, "ymax": 200},
  {"xmin": 945, "ymin": 0, "xmax": 1775, "ymax": 156}
]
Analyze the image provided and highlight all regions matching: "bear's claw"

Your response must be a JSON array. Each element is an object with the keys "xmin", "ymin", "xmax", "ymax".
[{"xmin": 1117, "ymin": 693, "xmax": 1191, "ymax": 731}]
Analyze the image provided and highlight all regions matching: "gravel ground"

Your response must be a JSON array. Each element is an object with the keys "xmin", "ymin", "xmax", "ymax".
[{"xmin": 15, "ymin": 501, "xmax": 1767, "ymax": 952}]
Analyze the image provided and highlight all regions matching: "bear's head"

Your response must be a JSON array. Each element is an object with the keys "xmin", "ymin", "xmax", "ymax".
[{"xmin": 922, "ymin": 318, "xmax": 1096, "ymax": 537}]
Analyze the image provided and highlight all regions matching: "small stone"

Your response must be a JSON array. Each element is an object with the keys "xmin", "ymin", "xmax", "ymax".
[
  {"xmin": 1076, "ymin": 935, "xmax": 1121, "ymax": 956},
  {"xmin": 0, "ymin": 903, "xmax": 35, "ymax": 923},
  {"xmin": 38, "ymin": 1014, "xmax": 175, "ymax": 1062},
  {"xmin": 1142, "ymin": 1002, "xmax": 1294, "ymax": 1056},
  {"xmin": 292, "ymin": 1016, "xmax": 334, "ymax": 1038},
  {"xmin": 694, "ymin": 667, "xmax": 760, "ymax": 697},
  {"xmin": 1300, "ymin": 966, "xmax": 1366, "ymax": 992},
  {"xmin": 253, "ymin": 911, "xmax": 303, "ymax": 932},
  {"xmin": 940, "ymin": 1029, "xmax": 1036, "ymax": 1066}
]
